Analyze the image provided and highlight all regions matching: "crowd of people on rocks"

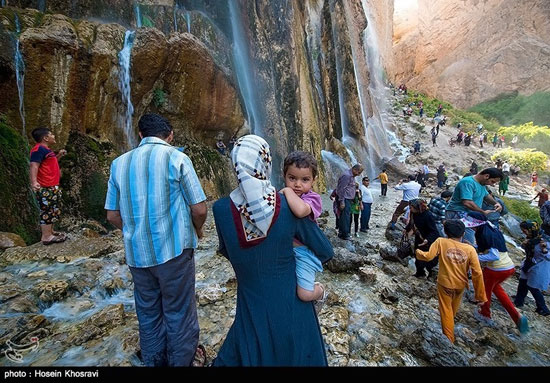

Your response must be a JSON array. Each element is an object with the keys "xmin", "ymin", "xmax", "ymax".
[{"xmin": 26, "ymin": 108, "xmax": 550, "ymax": 366}]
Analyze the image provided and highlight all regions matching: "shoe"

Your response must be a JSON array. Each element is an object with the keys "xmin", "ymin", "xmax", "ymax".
[
  {"xmin": 42, "ymin": 233, "xmax": 67, "ymax": 246},
  {"xmin": 474, "ymin": 310, "xmax": 496, "ymax": 327},
  {"xmin": 354, "ymin": 233, "xmax": 359, "ymax": 238},
  {"xmin": 514, "ymin": 301, "xmax": 524, "ymax": 308},
  {"xmin": 314, "ymin": 282, "xmax": 328, "ymax": 314},
  {"xmin": 390, "ymin": 223, "xmax": 396, "ymax": 230},
  {"xmin": 535, "ymin": 308, "xmax": 550, "ymax": 316},
  {"xmin": 516, "ymin": 315, "xmax": 529, "ymax": 334},
  {"xmin": 360, "ymin": 229, "xmax": 368, "ymax": 233},
  {"xmin": 413, "ymin": 272, "xmax": 426, "ymax": 278}
]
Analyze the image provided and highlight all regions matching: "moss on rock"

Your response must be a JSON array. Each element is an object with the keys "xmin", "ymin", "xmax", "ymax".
[{"xmin": 0, "ymin": 115, "xmax": 40, "ymax": 244}]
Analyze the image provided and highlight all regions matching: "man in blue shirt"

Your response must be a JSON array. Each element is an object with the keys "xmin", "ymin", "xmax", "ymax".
[
  {"xmin": 445, "ymin": 168, "xmax": 504, "ymax": 246},
  {"xmin": 105, "ymin": 114, "xmax": 207, "ymax": 366}
]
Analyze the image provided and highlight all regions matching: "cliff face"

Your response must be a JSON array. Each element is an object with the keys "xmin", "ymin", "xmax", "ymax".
[{"xmin": 389, "ymin": 0, "xmax": 550, "ymax": 108}]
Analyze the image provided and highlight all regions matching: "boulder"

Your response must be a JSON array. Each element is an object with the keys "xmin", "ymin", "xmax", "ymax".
[
  {"xmin": 325, "ymin": 247, "xmax": 369, "ymax": 273},
  {"xmin": 0, "ymin": 232, "xmax": 26, "ymax": 249}
]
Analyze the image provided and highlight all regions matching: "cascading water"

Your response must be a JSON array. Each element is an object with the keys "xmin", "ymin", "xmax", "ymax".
[
  {"xmin": 360, "ymin": 0, "xmax": 408, "ymax": 163},
  {"xmin": 1, "ymin": 1, "xmax": 5, "ymax": 7},
  {"xmin": 185, "ymin": 11, "xmax": 191, "ymax": 33},
  {"xmin": 134, "ymin": 3, "xmax": 142, "ymax": 28},
  {"xmin": 118, "ymin": 30, "xmax": 137, "ymax": 150},
  {"xmin": 38, "ymin": 0, "xmax": 46, "ymax": 12},
  {"xmin": 228, "ymin": 0, "xmax": 262, "ymax": 136},
  {"xmin": 321, "ymin": 150, "xmax": 351, "ymax": 191},
  {"xmin": 14, "ymin": 14, "xmax": 26, "ymax": 137}
]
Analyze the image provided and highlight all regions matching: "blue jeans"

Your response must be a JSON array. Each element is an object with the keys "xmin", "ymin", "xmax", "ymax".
[
  {"xmin": 437, "ymin": 179, "xmax": 444, "ymax": 188},
  {"xmin": 360, "ymin": 203, "xmax": 372, "ymax": 230},
  {"xmin": 129, "ymin": 249, "xmax": 199, "ymax": 366},
  {"xmin": 338, "ymin": 199, "xmax": 352, "ymax": 238},
  {"xmin": 514, "ymin": 278, "xmax": 550, "ymax": 314},
  {"xmin": 445, "ymin": 210, "xmax": 475, "ymax": 246}
]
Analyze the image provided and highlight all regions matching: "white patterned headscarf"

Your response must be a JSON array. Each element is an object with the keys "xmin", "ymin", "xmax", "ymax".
[{"xmin": 230, "ymin": 135, "xmax": 277, "ymax": 242}]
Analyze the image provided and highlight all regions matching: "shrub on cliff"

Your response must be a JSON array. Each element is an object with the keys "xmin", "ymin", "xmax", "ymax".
[
  {"xmin": 491, "ymin": 148, "xmax": 548, "ymax": 172},
  {"xmin": 0, "ymin": 115, "xmax": 40, "ymax": 244},
  {"xmin": 500, "ymin": 196, "xmax": 541, "ymax": 225}
]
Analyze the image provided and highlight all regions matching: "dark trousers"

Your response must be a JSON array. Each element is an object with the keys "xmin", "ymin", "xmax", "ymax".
[
  {"xmin": 514, "ymin": 278, "xmax": 550, "ymax": 313},
  {"xmin": 338, "ymin": 199, "xmax": 352, "ymax": 238},
  {"xmin": 416, "ymin": 256, "xmax": 439, "ymax": 276},
  {"xmin": 437, "ymin": 179, "xmax": 444, "ymax": 188},
  {"xmin": 351, "ymin": 213, "xmax": 359, "ymax": 234},
  {"xmin": 129, "ymin": 249, "xmax": 199, "ymax": 366},
  {"xmin": 391, "ymin": 200, "xmax": 409, "ymax": 223},
  {"xmin": 360, "ymin": 203, "xmax": 372, "ymax": 230},
  {"xmin": 381, "ymin": 184, "xmax": 387, "ymax": 196}
]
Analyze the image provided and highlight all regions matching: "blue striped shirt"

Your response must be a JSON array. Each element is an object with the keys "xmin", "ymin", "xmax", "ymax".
[{"xmin": 105, "ymin": 137, "xmax": 206, "ymax": 268}]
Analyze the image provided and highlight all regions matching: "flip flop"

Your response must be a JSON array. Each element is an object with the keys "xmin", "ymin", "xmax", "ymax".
[
  {"xmin": 192, "ymin": 344, "xmax": 207, "ymax": 367},
  {"xmin": 42, "ymin": 234, "xmax": 67, "ymax": 246}
]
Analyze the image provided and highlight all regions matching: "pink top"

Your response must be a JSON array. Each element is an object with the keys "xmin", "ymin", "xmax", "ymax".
[{"xmin": 300, "ymin": 190, "xmax": 322, "ymax": 222}]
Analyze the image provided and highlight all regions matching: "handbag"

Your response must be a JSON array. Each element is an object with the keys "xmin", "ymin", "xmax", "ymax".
[{"xmin": 397, "ymin": 234, "xmax": 413, "ymax": 259}]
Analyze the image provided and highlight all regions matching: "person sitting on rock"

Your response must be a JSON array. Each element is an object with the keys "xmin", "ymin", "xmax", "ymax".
[
  {"xmin": 413, "ymin": 140, "xmax": 421, "ymax": 154},
  {"xmin": 216, "ymin": 139, "xmax": 227, "ymax": 155},
  {"xmin": 389, "ymin": 175, "xmax": 421, "ymax": 230},
  {"xmin": 415, "ymin": 220, "xmax": 486, "ymax": 344}
]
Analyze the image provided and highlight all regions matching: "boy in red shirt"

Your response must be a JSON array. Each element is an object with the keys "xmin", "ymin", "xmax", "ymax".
[{"xmin": 30, "ymin": 128, "xmax": 67, "ymax": 245}]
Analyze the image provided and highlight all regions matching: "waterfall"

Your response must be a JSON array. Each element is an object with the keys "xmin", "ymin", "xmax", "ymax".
[
  {"xmin": 228, "ymin": 0, "xmax": 262, "ymax": 136},
  {"xmin": 14, "ymin": 14, "xmax": 26, "ymax": 137},
  {"xmin": 321, "ymin": 150, "xmax": 351, "ymax": 190},
  {"xmin": 118, "ymin": 30, "xmax": 137, "ymax": 149},
  {"xmin": 1, "ymin": 1, "xmax": 5, "ymax": 7},
  {"xmin": 173, "ymin": 4, "xmax": 178, "ymax": 32},
  {"xmin": 360, "ymin": 0, "xmax": 405, "ymax": 163},
  {"xmin": 134, "ymin": 3, "xmax": 142, "ymax": 28},
  {"xmin": 305, "ymin": 0, "xmax": 326, "ymax": 110},
  {"xmin": 38, "ymin": 0, "xmax": 45, "ymax": 12},
  {"xmin": 185, "ymin": 11, "xmax": 191, "ymax": 33}
]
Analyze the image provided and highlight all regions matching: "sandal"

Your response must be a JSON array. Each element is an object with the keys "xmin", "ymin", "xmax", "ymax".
[
  {"xmin": 192, "ymin": 344, "xmax": 207, "ymax": 367},
  {"xmin": 42, "ymin": 234, "xmax": 67, "ymax": 246},
  {"xmin": 313, "ymin": 283, "xmax": 328, "ymax": 314}
]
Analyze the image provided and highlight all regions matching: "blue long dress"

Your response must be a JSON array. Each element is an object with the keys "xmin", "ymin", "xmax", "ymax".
[{"xmin": 212, "ymin": 194, "xmax": 334, "ymax": 366}]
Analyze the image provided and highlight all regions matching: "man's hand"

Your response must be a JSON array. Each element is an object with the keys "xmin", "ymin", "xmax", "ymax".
[
  {"xmin": 57, "ymin": 149, "xmax": 67, "ymax": 158},
  {"xmin": 493, "ymin": 202, "xmax": 502, "ymax": 212},
  {"xmin": 31, "ymin": 181, "xmax": 41, "ymax": 192}
]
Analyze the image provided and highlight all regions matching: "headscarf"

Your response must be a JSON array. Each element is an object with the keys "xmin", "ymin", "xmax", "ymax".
[
  {"xmin": 467, "ymin": 212, "xmax": 508, "ymax": 252},
  {"xmin": 520, "ymin": 220, "xmax": 540, "ymax": 239},
  {"xmin": 230, "ymin": 135, "xmax": 277, "ymax": 243},
  {"xmin": 409, "ymin": 199, "xmax": 428, "ymax": 213}
]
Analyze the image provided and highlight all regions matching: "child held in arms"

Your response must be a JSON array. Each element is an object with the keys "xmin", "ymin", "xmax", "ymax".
[{"xmin": 280, "ymin": 151, "xmax": 328, "ymax": 312}]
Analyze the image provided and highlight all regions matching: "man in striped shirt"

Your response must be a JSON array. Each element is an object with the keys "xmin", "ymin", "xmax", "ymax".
[{"xmin": 105, "ymin": 114, "xmax": 207, "ymax": 366}]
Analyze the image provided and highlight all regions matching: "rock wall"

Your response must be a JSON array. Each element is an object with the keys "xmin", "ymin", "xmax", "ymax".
[{"xmin": 389, "ymin": 0, "xmax": 550, "ymax": 108}]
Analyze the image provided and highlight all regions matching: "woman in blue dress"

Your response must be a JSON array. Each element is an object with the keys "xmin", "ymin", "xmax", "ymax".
[{"xmin": 212, "ymin": 135, "xmax": 334, "ymax": 366}]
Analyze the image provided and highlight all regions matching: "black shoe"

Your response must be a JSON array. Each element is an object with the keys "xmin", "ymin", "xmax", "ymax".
[
  {"xmin": 535, "ymin": 308, "xmax": 550, "ymax": 316},
  {"xmin": 413, "ymin": 272, "xmax": 426, "ymax": 278},
  {"xmin": 360, "ymin": 229, "xmax": 368, "ymax": 233},
  {"xmin": 338, "ymin": 234, "xmax": 351, "ymax": 240}
]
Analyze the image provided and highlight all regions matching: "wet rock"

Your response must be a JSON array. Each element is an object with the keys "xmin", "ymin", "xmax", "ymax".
[
  {"xmin": 477, "ymin": 327, "xmax": 518, "ymax": 355},
  {"xmin": 27, "ymin": 270, "xmax": 48, "ymax": 279},
  {"xmin": 325, "ymin": 248, "xmax": 369, "ymax": 273},
  {"xmin": 81, "ymin": 228, "xmax": 100, "ymax": 238},
  {"xmin": 2, "ymin": 236, "xmax": 117, "ymax": 264},
  {"xmin": 380, "ymin": 287, "xmax": 399, "ymax": 304},
  {"xmin": 0, "ymin": 283, "xmax": 22, "ymax": 303},
  {"xmin": 500, "ymin": 214, "xmax": 524, "ymax": 240},
  {"xmin": 80, "ymin": 220, "xmax": 109, "ymax": 235},
  {"xmin": 0, "ymin": 232, "xmax": 26, "ymax": 250},
  {"xmin": 399, "ymin": 328, "xmax": 474, "ymax": 366},
  {"xmin": 319, "ymin": 306, "xmax": 350, "ymax": 331},
  {"xmin": 35, "ymin": 280, "xmax": 70, "ymax": 303},
  {"xmin": 358, "ymin": 266, "xmax": 377, "ymax": 284},
  {"xmin": 197, "ymin": 284, "xmax": 226, "ymax": 305},
  {"xmin": 381, "ymin": 263, "xmax": 405, "ymax": 276},
  {"xmin": 101, "ymin": 277, "xmax": 125, "ymax": 295},
  {"xmin": 325, "ymin": 329, "xmax": 351, "ymax": 355}
]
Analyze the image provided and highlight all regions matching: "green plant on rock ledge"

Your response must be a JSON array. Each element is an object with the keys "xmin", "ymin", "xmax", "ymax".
[
  {"xmin": 501, "ymin": 196, "xmax": 541, "ymax": 225},
  {"xmin": 152, "ymin": 88, "xmax": 167, "ymax": 109},
  {"xmin": 491, "ymin": 149, "xmax": 548, "ymax": 172}
]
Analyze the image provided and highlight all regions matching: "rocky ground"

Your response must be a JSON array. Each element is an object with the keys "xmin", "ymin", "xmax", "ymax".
[{"xmin": 1, "ymin": 94, "xmax": 549, "ymax": 367}]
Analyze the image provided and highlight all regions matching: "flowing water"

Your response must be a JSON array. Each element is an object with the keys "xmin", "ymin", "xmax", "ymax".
[
  {"xmin": 37, "ymin": 0, "xmax": 45, "ymax": 12},
  {"xmin": 228, "ymin": 0, "xmax": 262, "ymax": 136},
  {"xmin": 134, "ymin": 3, "xmax": 142, "ymax": 28},
  {"xmin": 118, "ymin": 30, "xmax": 137, "ymax": 150},
  {"xmin": 14, "ymin": 14, "xmax": 26, "ymax": 137}
]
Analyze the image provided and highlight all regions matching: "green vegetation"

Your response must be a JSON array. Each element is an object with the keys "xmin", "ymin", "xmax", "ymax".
[
  {"xmin": 491, "ymin": 148, "xmax": 548, "ymax": 172},
  {"xmin": 469, "ymin": 91, "xmax": 550, "ymax": 126},
  {"xmin": 402, "ymin": 92, "xmax": 500, "ymax": 133},
  {"xmin": 152, "ymin": 88, "xmax": 167, "ymax": 109},
  {"xmin": 501, "ymin": 196, "xmax": 541, "ymax": 225},
  {"xmin": 497, "ymin": 122, "xmax": 550, "ymax": 154},
  {"xmin": 142, "ymin": 15, "xmax": 154, "ymax": 28},
  {"xmin": 0, "ymin": 115, "xmax": 40, "ymax": 244}
]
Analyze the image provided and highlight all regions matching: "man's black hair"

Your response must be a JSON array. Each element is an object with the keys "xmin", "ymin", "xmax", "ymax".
[
  {"xmin": 479, "ymin": 167, "xmax": 504, "ymax": 180},
  {"xmin": 441, "ymin": 191, "xmax": 453, "ymax": 199},
  {"xmin": 31, "ymin": 127, "xmax": 51, "ymax": 143},
  {"xmin": 408, "ymin": 174, "xmax": 416, "ymax": 181},
  {"xmin": 138, "ymin": 114, "xmax": 173, "ymax": 139},
  {"xmin": 444, "ymin": 219, "xmax": 466, "ymax": 238},
  {"xmin": 362, "ymin": 176, "xmax": 370, "ymax": 182}
]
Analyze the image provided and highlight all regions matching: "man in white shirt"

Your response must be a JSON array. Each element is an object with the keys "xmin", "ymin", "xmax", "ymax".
[
  {"xmin": 502, "ymin": 161, "xmax": 511, "ymax": 174},
  {"xmin": 390, "ymin": 175, "xmax": 421, "ymax": 230},
  {"xmin": 359, "ymin": 177, "xmax": 374, "ymax": 232}
]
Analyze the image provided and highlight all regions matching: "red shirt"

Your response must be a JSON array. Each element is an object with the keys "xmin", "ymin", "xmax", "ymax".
[
  {"xmin": 538, "ymin": 193, "xmax": 548, "ymax": 207},
  {"xmin": 30, "ymin": 144, "xmax": 60, "ymax": 187}
]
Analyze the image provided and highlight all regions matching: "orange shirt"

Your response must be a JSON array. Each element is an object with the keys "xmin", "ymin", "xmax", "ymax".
[
  {"xmin": 416, "ymin": 238, "xmax": 486, "ymax": 302},
  {"xmin": 378, "ymin": 173, "xmax": 388, "ymax": 184}
]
